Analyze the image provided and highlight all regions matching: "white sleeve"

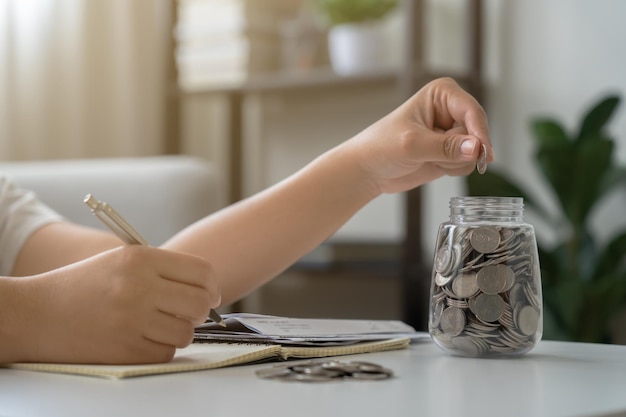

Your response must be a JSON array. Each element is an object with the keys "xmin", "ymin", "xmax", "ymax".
[{"xmin": 0, "ymin": 176, "xmax": 64, "ymax": 276}]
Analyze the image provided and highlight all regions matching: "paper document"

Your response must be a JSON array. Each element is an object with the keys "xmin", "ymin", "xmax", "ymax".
[{"xmin": 194, "ymin": 313, "xmax": 428, "ymax": 345}]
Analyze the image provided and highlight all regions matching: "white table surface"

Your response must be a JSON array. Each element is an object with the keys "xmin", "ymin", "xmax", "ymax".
[{"xmin": 1, "ymin": 339, "xmax": 626, "ymax": 417}]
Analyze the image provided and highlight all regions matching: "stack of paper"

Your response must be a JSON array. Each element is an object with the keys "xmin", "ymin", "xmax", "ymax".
[{"xmin": 194, "ymin": 313, "xmax": 428, "ymax": 345}]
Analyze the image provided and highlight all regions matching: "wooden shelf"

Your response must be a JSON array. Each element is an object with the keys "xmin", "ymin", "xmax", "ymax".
[{"xmin": 178, "ymin": 66, "xmax": 477, "ymax": 97}]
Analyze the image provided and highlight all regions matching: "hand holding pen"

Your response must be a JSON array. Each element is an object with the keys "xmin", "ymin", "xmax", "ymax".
[{"xmin": 84, "ymin": 194, "xmax": 226, "ymax": 327}]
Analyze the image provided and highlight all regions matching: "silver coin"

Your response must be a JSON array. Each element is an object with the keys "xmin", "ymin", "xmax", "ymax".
[
  {"xmin": 472, "ymin": 293, "xmax": 505, "ymax": 322},
  {"xmin": 508, "ymin": 282, "xmax": 527, "ymax": 308},
  {"xmin": 452, "ymin": 272, "xmax": 479, "ymax": 298},
  {"xmin": 350, "ymin": 361, "xmax": 383, "ymax": 371},
  {"xmin": 434, "ymin": 245, "xmax": 453, "ymax": 275},
  {"xmin": 447, "ymin": 298, "xmax": 469, "ymax": 309},
  {"xmin": 284, "ymin": 373, "xmax": 337, "ymax": 382},
  {"xmin": 450, "ymin": 243, "xmax": 464, "ymax": 273},
  {"xmin": 477, "ymin": 143, "xmax": 487, "ymax": 174},
  {"xmin": 516, "ymin": 305, "xmax": 540, "ymax": 336},
  {"xmin": 430, "ymin": 301, "xmax": 445, "ymax": 328},
  {"xmin": 502, "ymin": 265, "xmax": 517, "ymax": 292},
  {"xmin": 470, "ymin": 227, "xmax": 501, "ymax": 254},
  {"xmin": 435, "ymin": 272, "xmax": 452, "ymax": 287},
  {"xmin": 291, "ymin": 364, "xmax": 344, "ymax": 378},
  {"xmin": 440, "ymin": 306, "xmax": 466, "ymax": 336},
  {"xmin": 255, "ymin": 366, "xmax": 292, "ymax": 379},
  {"xmin": 476, "ymin": 264, "xmax": 513, "ymax": 294},
  {"xmin": 351, "ymin": 372, "xmax": 391, "ymax": 380},
  {"xmin": 451, "ymin": 335, "xmax": 485, "ymax": 357}
]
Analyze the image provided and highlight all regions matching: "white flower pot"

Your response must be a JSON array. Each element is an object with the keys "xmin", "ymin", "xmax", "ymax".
[{"xmin": 327, "ymin": 22, "xmax": 388, "ymax": 76}]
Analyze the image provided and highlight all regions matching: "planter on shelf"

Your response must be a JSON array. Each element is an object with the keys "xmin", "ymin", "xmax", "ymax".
[
  {"xmin": 327, "ymin": 21, "xmax": 388, "ymax": 75},
  {"xmin": 314, "ymin": 0, "xmax": 398, "ymax": 75}
]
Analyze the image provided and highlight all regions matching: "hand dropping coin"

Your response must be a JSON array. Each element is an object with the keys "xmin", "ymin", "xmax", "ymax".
[{"xmin": 477, "ymin": 143, "xmax": 487, "ymax": 174}]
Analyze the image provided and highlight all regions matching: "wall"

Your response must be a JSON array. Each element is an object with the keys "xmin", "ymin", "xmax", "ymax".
[{"xmin": 423, "ymin": 0, "xmax": 626, "ymax": 259}]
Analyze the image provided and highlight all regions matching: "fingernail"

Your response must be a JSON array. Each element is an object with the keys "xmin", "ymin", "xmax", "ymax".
[{"xmin": 460, "ymin": 139, "xmax": 476, "ymax": 156}]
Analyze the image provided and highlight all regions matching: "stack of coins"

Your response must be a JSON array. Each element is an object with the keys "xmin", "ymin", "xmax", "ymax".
[
  {"xmin": 429, "ymin": 224, "xmax": 542, "ymax": 357},
  {"xmin": 255, "ymin": 359, "xmax": 393, "ymax": 382}
]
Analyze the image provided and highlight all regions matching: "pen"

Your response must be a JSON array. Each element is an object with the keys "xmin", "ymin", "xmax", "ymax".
[{"xmin": 84, "ymin": 193, "xmax": 227, "ymax": 328}]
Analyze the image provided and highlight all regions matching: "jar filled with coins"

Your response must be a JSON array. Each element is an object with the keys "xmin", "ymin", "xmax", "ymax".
[{"xmin": 428, "ymin": 196, "xmax": 542, "ymax": 357}]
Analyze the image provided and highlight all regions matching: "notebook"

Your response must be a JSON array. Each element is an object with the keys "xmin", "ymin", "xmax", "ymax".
[{"xmin": 5, "ymin": 338, "xmax": 411, "ymax": 379}]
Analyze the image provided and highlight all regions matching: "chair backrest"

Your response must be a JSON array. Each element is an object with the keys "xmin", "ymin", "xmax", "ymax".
[{"xmin": 0, "ymin": 155, "xmax": 221, "ymax": 246}]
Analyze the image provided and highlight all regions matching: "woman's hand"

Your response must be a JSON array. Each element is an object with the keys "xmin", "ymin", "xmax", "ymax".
[
  {"xmin": 5, "ymin": 245, "xmax": 219, "ymax": 364},
  {"xmin": 348, "ymin": 77, "xmax": 492, "ymax": 194}
]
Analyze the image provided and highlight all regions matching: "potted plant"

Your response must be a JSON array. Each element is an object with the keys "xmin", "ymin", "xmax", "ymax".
[
  {"xmin": 465, "ymin": 94, "xmax": 626, "ymax": 343},
  {"xmin": 314, "ymin": 0, "xmax": 398, "ymax": 75}
]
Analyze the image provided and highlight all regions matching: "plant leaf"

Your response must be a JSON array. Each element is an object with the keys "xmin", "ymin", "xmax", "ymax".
[
  {"xmin": 596, "ymin": 166, "xmax": 626, "ymax": 206},
  {"xmin": 593, "ymin": 230, "xmax": 626, "ymax": 282},
  {"xmin": 531, "ymin": 119, "xmax": 570, "ymax": 148},
  {"xmin": 548, "ymin": 280, "xmax": 586, "ymax": 337},
  {"xmin": 569, "ymin": 136, "xmax": 614, "ymax": 226},
  {"xmin": 576, "ymin": 274, "xmax": 626, "ymax": 342},
  {"xmin": 535, "ymin": 144, "xmax": 576, "ymax": 222},
  {"xmin": 577, "ymin": 95, "xmax": 620, "ymax": 144}
]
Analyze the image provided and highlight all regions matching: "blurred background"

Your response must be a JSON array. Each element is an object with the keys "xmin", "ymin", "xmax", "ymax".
[{"xmin": 1, "ymin": 0, "xmax": 625, "ymax": 340}]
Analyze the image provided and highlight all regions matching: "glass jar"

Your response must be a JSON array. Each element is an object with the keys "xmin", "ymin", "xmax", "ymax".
[{"xmin": 428, "ymin": 196, "xmax": 542, "ymax": 357}]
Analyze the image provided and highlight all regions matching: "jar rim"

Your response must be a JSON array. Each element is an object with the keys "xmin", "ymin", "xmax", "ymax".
[{"xmin": 451, "ymin": 196, "xmax": 524, "ymax": 204}]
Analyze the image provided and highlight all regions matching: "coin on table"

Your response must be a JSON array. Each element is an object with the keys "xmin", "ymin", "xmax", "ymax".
[
  {"xmin": 476, "ymin": 264, "xmax": 513, "ymax": 294},
  {"xmin": 255, "ymin": 365, "xmax": 292, "ymax": 379},
  {"xmin": 471, "ymin": 293, "xmax": 506, "ymax": 323},
  {"xmin": 477, "ymin": 143, "xmax": 488, "ymax": 174},
  {"xmin": 351, "ymin": 372, "xmax": 391, "ymax": 381},
  {"xmin": 440, "ymin": 306, "xmax": 466, "ymax": 336},
  {"xmin": 470, "ymin": 227, "xmax": 501, "ymax": 253}
]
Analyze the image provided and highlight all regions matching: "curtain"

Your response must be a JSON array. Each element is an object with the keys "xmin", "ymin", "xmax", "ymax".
[{"xmin": 0, "ymin": 0, "xmax": 174, "ymax": 161}]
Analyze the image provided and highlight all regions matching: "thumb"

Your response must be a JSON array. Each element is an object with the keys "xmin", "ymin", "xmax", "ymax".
[{"xmin": 425, "ymin": 132, "xmax": 480, "ymax": 163}]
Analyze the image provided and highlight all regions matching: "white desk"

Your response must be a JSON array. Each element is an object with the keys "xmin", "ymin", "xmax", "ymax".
[{"xmin": 1, "ymin": 340, "xmax": 626, "ymax": 417}]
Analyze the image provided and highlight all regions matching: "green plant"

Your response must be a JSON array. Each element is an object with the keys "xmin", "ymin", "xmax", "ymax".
[
  {"xmin": 466, "ymin": 95, "xmax": 626, "ymax": 343},
  {"xmin": 314, "ymin": 0, "xmax": 398, "ymax": 26}
]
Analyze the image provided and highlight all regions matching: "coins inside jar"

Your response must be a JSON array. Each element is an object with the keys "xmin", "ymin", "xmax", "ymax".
[{"xmin": 429, "ymin": 224, "xmax": 541, "ymax": 357}]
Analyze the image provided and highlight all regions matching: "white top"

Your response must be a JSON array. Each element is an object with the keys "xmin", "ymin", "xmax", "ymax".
[
  {"xmin": 1, "ymin": 339, "xmax": 625, "ymax": 417},
  {"xmin": 0, "ymin": 176, "xmax": 63, "ymax": 275}
]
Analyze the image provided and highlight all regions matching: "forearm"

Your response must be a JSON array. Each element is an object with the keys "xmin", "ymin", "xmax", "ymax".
[
  {"xmin": 163, "ymin": 141, "xmax": 379, "ymax": 304},
  {"xmin": 0, "ymin": 276, "xmax": 43, "ymax": 363}
]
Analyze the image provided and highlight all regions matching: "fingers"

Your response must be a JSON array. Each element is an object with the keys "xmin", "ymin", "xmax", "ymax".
[
  {"xmin": 143, "ymin": 310, "xmax": 195, "ymax": 348},
  {"xmin": 115, "ymin": 245, "xmax": 219, "ymax": 324},
  {"xmin": 404, "ymin": 128, "xmax": 480, "ymax": 164},
  {"xmin": 423, "ymin": 77, "xmax": 493, "ymax": 162},
  {"xmin": 156, "ymin": 277, "xmax": 213, "ymax": 325}
]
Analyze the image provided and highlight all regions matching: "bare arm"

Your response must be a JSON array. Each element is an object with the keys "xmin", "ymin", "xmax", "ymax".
[
  {"xmin": 0, "ymin": 77, "xmax": 490, "ymax": 365},
  {"xmin": 1, "ymin": 224, "xmax": 218, "ymax": 364},
  {"xmin": 163, "ymin": 77, "xmax": 492, "ymax": 305}
]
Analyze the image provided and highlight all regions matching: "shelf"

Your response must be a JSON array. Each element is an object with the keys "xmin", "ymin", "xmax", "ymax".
[
  {"xmin": 177, "ymin": 66, "xmax": 477, "ymax": 97},
  {"xmin": 178, "ymin": 66, "xmax": 397, "ymax": 95}
]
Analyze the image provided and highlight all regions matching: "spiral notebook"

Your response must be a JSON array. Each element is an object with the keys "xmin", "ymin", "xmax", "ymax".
[{"xmin": 5, "ymin": 338, "xmax": 411, "ymax": 379}]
